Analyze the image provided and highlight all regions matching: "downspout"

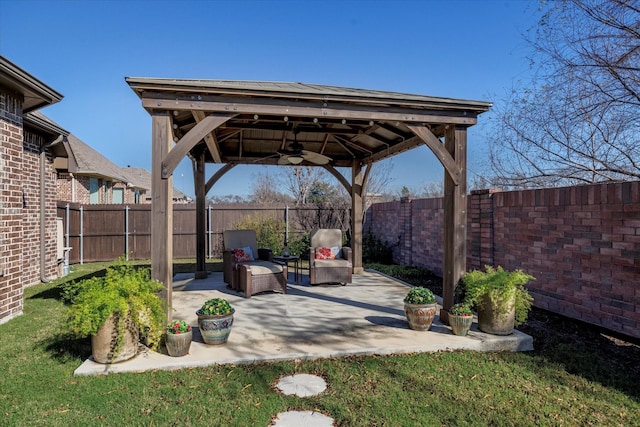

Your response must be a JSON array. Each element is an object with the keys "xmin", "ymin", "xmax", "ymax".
[{"xmin": 40, "ymin": 135, "xmax": 65, "ymax": 283}]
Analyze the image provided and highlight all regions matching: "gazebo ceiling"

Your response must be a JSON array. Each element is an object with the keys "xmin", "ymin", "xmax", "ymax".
[{"xmin": 126, "ymin": 78, "xmax": 492, "ymax": 169}]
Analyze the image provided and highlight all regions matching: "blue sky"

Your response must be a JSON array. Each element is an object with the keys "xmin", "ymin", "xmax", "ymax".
[{"xmin": 0, "ymin": 0, "xmax": 540, "ymax": 198}]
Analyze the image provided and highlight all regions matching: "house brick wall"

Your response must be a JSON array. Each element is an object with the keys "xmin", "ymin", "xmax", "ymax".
[
  {"xmin": 0, "ymin": 90, "xmax": 26, "ymax": 323},
  {"xmin": 364, "ymin": 182, "xmax": 640, "ymax": 339},
  {"xmin": 57, "ymin": 173, "xmax": 143, "ymax": 204},
  {"xmin": 0, "ymin": 88, "xmax": 60, "ymax": 324}
]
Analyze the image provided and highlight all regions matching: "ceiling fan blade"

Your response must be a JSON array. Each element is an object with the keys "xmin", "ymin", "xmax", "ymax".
[
  {"xmin": 252, "ymin": 153, "xmax": 280, "ymax": 163},
  {"xmin": 302, "ymin": 150, "xmax": 331, "ymax": 165},
  {"xmin": 277, "ymin": 155, "xmax": 292, "ymax": 165}
]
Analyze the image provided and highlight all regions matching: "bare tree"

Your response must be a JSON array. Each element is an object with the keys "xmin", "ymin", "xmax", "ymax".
[
  {"xmin": 280, "ymin": 166, "xmax": 324, "ymax": 205},
  {"xmin": 248, "ymin": 171, "xmax": 292, "ymax": 203},
  {"xmin": 489, "ymin": 0, "xmax": 640, "ymax": 188}
]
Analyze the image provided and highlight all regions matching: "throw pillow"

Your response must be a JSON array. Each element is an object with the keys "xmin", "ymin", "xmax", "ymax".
[
  {"xmin": 315, "ymin": 247, "xmax": 335, "ymax": 260},
  {"xmin": 330, "ymin": 246, "xmax": 342, "ymax": 259},
  {"xmin": 233, "ymin": 246, "xmax": 254, "ymax": 262}
]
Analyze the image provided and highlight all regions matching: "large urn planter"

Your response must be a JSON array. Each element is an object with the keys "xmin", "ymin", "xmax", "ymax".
[
  {"xmin": 477, "ymin": 294, "xmax": 516, "ymax": 335},
  {"xmin": 403, "ymin": 287, "xmax": 438, "ymax": 331},
  {"xmin": 462, "ymin": 266, "xmax": 534, "ymax": 336},
  {"xmin": 91, "ymin": 314, "xmax": 139, "ymax": 364},
  {"xmin": 196, "ymin": 298, "xmax": 235, "ymax": 345},
  {"xmin": 65, "ymin": 259, "xmax": 166, "ymax": 365}
]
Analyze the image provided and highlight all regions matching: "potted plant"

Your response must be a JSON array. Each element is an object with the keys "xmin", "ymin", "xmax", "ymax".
[
  {"xmin": 64, "ymin": 258, "xmax": 167, "ymax": 363},
  {"xmin": 196, "ymin": 298, "xmax": 235, "ymax": 345},
  {"xmin": 403, "ymin": 286, "xmax": 437, "ymax": 331},
  {"xmin": 448, "ymin": 303, "xmax": 474, "ymax": 336},
  {"xmin": 165, "ymin": 320, "xmax": 192, "ymax": 357},
  {"xmin": 462, "ymin": 265, "xmax": 534, "ymax": 335}
]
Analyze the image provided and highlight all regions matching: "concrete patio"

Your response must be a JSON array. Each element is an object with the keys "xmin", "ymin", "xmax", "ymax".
[{"xmin": 74, "ymin": 269, "xmax": 533, "ymax": 376}]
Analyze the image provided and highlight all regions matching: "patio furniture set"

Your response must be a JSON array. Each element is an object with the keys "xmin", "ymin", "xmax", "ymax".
[{"xmin": 222, "ymin": 228, "xmax": 352, "ymax": 298}]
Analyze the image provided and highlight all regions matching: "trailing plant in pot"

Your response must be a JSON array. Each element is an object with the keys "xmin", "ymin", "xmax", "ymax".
[
  {"xmin": 462, "ymin": 265, "xmax": 534, "ymax": 336},
  {"xmin": 165, "ymin": 320, "xmax": 192, "ymax": 357},
  {"xmin": 403, "ymin": 286, "xmax": 437, "ymax": 331},
  {"xmin": 448, "ymin": 303, "xmax": 474, "ymax": 336},
  {"xmin": 196, "ymin": 298, "xmax": 235, "ymax": 345},
  {"xmin": 64, "ymin": 258, "xmax": 167, "ymax": 363}
]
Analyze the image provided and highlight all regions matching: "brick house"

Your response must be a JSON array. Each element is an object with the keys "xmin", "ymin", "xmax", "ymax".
[
  {"xmin": 55, "ymin": 135, "xmax": 191, "ymax": 204},
  {"xmin": 55, "ymin": 133, "xmax": 149, "ymax": 204},
  {"xmin": 1, "ymin": 56, "xmax": 68, "ymax": 324}
]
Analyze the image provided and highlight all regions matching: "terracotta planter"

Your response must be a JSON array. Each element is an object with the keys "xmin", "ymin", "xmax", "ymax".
[
  {"xmin": 197, "ymin": 310, "xmax": 235, "ymax": 345},
  {"xmin": 91, "ymin": 313, "xmax": 139, "ymax": 364},
  {"xmin": 449, "ymin": 314, "xmax": 473, "ymax": 336},
  {"xmin": 477, "ymin": 293, "xmax": 515, "ymax": 335},
  {"xmin": 165, "ymin": 330, "xmax": 192, "ymax": 356},
  {"xmin": 404, "ymin": 303, "xmax": 437, "ymax": 331}
]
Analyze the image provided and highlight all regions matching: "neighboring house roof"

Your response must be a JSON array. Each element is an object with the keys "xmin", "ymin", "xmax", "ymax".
[
  {"xmin": 65, "ymin": 134, "xmax": 143, "ymax": 187},
  {"xmin": 120, "ymin": 166, "xmax": 191, "ymax": 201},
  {"xmin": 0, "ymin": 56, "xmax": 63, "ymax": 113},
  {"xmin": 24, "ymin": 111, "xmax": 69, "ymax": 138}
]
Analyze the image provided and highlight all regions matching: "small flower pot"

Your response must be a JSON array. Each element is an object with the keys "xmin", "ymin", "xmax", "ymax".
[
  {"xmin": 449, "ymin": 314, "xmax": 473, "ymax": 336},
  {"xmin": 197, "ymin": 310, "xmax": 235, "ymax": 344},
  {"xmin": 165, "ymin": 330, "xmax": 192, "ymax": 357},
  {"xmin": 404, "ymin": 303, "xmax": 437, "ymax": 331}
]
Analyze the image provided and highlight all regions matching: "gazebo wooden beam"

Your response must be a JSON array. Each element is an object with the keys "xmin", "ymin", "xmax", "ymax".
[
  {"xmin": 193, "ymin": 111, "xmax": 222, "ymax": 163},
  {"xmin": 151, "ymin": 111, "xmax": 173, "ymax": 321},
  {"xmin": 407, "ymin": 124, "xmax": 461, "ymax": 186},
  {"xmin": 441, "ymin": 125, "xmax": 468, "ymax": 324},
  {"xmin": 143, "ymin": 97, "xmax": 479, "ymax": 126},
  {"xmin": 162, "ymin": 114, "xmax": 232, "ymax": 178}
]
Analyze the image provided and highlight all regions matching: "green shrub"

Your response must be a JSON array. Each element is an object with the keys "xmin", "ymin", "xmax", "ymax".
[
  {"xmin": 363, "ymin": 229, "xmax": 393, "ymax": 264},
  {"xmin": 64, "ymin": 257, "xmax": 167, "ymax": 354},
  {"xmin": 404, "ymin": 287, "xmax": 436, "ymax": 304},
  {"xmin": 462, "ymin": 265, "xmax": 534, "ymax": 326},
  {"xmin": 235, "ymin": 215, "xmax": 285, "ymax": 254}
]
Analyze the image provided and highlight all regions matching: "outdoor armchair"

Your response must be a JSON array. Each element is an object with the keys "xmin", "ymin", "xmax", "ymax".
[
  {"xmin": 309, "ymin": 228, "xmax": 352, "ymax": 285},
  {"xmin": 222, "ymin": 229, "xmax": 287, "ymax": 298}
]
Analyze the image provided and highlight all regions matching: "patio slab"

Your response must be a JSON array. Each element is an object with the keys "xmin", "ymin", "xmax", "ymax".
[{"xmin": 74, "ymin": 270, "xmax": 533, "ymax": 376}]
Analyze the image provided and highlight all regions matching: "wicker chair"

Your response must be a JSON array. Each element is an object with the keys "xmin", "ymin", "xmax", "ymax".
[
  {"xmin": 222, "ymin": 230, "xmax": 287, "ymax": 298},
  {"xmin": 309, "ymin": 228, "xmax": 352, "ymax": 285}
]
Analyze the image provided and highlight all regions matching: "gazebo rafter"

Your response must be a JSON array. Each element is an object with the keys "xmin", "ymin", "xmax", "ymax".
[{"xmin": 126, "ymin": 78, "xmax": 491, "ymax": 323}]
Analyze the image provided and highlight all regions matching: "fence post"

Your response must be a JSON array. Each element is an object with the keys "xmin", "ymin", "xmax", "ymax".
[
  {"xmin": 79, "ymin": 205, "xmax": 84, "ymax": 265},
  {"xmin": 125, "ymin": 205, "xmax": 129, "ymax": 260}
]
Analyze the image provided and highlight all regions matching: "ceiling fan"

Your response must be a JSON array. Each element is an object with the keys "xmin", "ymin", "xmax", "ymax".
[{"xmin": 276, "ymin": 131, "xmax": 332, "ymax": 165}]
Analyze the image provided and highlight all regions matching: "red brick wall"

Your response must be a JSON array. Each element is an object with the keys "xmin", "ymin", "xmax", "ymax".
[
  {"xmin": 57, "ymin": 173, "xmax": 142, "ymax": 204},
  {"xmin": 0, "ymin": 91, "xmax": 26, "ymax": 323},
  {"xmin": 364, "ymin": 182, "xmax": 640, "ymax": 339},
  {"xmin": 0, "ymin": 88, "xmax": 60, "ymax": 324}
]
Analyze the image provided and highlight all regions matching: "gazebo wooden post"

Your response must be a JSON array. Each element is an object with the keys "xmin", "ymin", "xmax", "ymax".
[
  {"xmin": 151, "ymin": 111, "xmax": 174, "ymax": 321},
  {"xmin": 441, "ymin": 125, "xmax": 467, "ymax": 325},
  {"xmin": 194, "ymin": 152, "xmax": 208, "ymax": 279},
  {"xmin": 351, "ymin": 161, "xmax": 364, "ymax": 274}
]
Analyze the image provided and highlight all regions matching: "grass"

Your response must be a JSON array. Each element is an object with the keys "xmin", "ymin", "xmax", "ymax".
[{"xmin": 1, "ymin": 262, "xmax": 639, "ymax": 426}]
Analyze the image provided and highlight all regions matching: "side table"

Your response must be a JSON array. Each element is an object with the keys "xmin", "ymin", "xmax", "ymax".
[{"xmin": 273, "ymin": 255, "xmax": 300, "ymax": 283}]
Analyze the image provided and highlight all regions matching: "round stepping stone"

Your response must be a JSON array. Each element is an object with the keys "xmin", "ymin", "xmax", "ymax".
[
  {"xmin": 271, "ymin": 410, "xmax": 334, "ymax": 427},
  {"xmin": 275, "ymin": 373, "xmax": 327, "ymax": 397}
]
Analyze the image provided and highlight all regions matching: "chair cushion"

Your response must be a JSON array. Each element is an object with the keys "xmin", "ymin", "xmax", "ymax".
[
  {"xmin": 233, "ymin": 246, "xmax": 254, "ymax": 262},
  {"xmin": 313, "ymin": 258, "xmax": 351, "ymax": 268},
  {"xmin": 238, "ymin": 260, "xmax": 284, "ymax": 275},
  {"xmin": 330, "ymin": 246, "xmax": 342, "ymax": 259}
]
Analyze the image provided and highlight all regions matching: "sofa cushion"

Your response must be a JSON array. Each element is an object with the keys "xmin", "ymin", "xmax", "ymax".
[{"xmin": 315, "ymin": 247, "xmax": 336, "ymax": 260}]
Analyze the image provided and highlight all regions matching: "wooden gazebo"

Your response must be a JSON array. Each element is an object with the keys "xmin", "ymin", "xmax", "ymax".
[{"xmin": 126, "ymin": 78, "xmax": 491, "ymax": 322}]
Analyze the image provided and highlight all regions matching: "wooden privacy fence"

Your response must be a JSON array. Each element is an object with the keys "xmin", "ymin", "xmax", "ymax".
[{"xmin": 56, "ymin": 202, "xmax": 350, "ymax": 264}]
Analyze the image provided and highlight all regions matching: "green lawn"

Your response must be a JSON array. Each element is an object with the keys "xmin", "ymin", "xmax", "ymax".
[{"xmin": 1, "ymin": 262, "xmax": 638, "ymax": 426}]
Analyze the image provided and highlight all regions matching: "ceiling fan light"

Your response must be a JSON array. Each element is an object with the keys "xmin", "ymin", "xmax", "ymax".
[{"xmin": 288, "ymin": 155, "xmax": 304, "ymax": 165}]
